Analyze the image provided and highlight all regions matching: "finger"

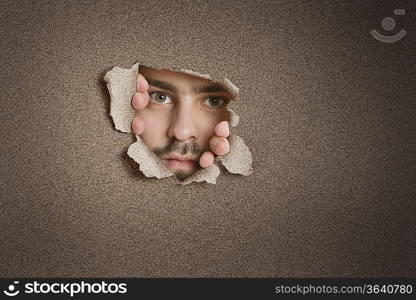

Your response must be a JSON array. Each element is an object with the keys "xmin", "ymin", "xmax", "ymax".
[
  {"xmin": 137, "ymin": 74, "xmax": 149, "ymax": 92},
  {"xmin": 209, "ymin": 136, "xmax": 230, "ymax": 156},
  {"xmin": 214, "ymin": 121, "xmax": 229, "ymax": 137},
  {"xmin": 131, "ymin": 116, "xmax": 145, "ymax": 135},
  {"xmin": 199, "ymin": 151, "xmax": 215, "ymax": 168},
  {"xmin": 132, "ymin": 92, "xmax": 149, "ymax": 110}
]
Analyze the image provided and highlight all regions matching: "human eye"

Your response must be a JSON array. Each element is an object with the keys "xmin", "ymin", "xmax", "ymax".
[
  {"xmin": 149, "ymin": 92, "xmax": 173, "ymax": 104},
  {"xmin": 203, "ymin": 96, "xmax": 227, "ymax": 108}
]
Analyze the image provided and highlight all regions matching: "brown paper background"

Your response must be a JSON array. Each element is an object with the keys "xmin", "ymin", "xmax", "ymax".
[{"xmin": 1, "ymin": 0, "xmax": 415, "ymax": 277}]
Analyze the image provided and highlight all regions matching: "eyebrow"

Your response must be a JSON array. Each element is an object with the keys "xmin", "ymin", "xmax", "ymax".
[
  {"xmin": 196, "ymin": 84, "xmax": 228, "ymax": 94},
  {"xmin": 145, "ymin": 76, "xmax": 229, "ymax": 96},
  {"xmin": 146, "ymin": 78, "xmax": 178, "ymax": 93}
]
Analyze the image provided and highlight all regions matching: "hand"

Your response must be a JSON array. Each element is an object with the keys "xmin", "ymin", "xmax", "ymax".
[
  {"xmin": 131, "ymin": 74, "xmax": 230, "ymax": 169},
  {"xmin": 199, "ymin": 121, "xmax": 230, "ymax": 168},
  {"xmin": 131, "ymin": 74, "xmax": 150, "ymax": 135}
]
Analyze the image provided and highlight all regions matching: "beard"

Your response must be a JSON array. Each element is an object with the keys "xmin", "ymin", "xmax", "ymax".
[{"xmin": 153, "ymin": 138, "xmax": 204, "ymax": 180}]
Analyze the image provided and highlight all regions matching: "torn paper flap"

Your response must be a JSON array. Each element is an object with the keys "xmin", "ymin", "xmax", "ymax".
[
  {"xmin": 228, "ymin": 108, "xmax": 240, "ymax": 127},
  {"xmin": 218, "ymin": 134, "xmax": 254, "ymax": 176},
  {"xmin": 103, "ymin": 63, "xmax": 138, "ymax": 133}
]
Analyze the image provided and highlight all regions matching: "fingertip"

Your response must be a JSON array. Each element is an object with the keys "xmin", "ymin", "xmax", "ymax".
[
  {"xmin": 143, "ymin": 93, "xmax": 149, "ymax": 107},
  {"xmin": 131, "ymin": 116, "xmax": 145, "ymax": 135},
  {"xmin": 215, "ymin": 120, "xmax": 230, "ymax": 137},
  {"xmin": 132, "ymin": 92, "xmax": 149, "ymax": 110},
  {"xmin": 137, "ymin": 74, "xmax": 149, "ymax": 92},
  {"xmin": 217, "ymin": 137, "xmax": 230, "ymax": 155},
  {"xmin": 131, "ymin": 93, "xmax": 138, "ymax": 108},
  {"xmin": 199, "ymin": 151, "xmax": 214, "ymax": 168},
  {"xmin": 210, "ymin": 136, "xmax": 229, "ymax": 156},
  {"xmin": 222, "ymin": 138, "xmax": 230, "ymax": 154}
]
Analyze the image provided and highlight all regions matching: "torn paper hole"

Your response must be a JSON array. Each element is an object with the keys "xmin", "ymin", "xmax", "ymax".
[{"xmin": 103, "ymin": 62, "xmax": 253, "ymax": 184}]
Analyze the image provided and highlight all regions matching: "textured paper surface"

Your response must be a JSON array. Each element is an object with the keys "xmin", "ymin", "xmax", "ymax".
[
  {"xmin": 104, "ymin": 63, "xmax": 253, "ymax": 184},
  {"xmin": 3, "ymin": 1, "xmax": 414, "ymax": 278}
]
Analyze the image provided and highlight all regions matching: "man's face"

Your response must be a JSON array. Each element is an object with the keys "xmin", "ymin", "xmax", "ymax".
[{"xmin": 137, "ymin": 66, "xmax": 231, "ymax": 180}]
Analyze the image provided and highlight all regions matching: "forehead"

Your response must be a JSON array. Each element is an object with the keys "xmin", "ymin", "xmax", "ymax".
[{"xmin": 139, "ymin": 66, "xmax": 208, "ymax": 85}]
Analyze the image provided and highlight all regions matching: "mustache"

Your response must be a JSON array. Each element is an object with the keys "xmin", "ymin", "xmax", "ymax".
[{"xmin": 153, "ymin": 139, "xmax": 203, "ymax": 157}]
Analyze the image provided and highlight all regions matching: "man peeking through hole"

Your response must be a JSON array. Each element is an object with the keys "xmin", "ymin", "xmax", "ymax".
[{"xmin": 131, "ymin": 66, "xmax": 232, "ymax": 181}]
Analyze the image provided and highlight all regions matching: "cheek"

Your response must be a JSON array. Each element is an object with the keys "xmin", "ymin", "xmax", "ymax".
[
  {"xmin": 136, "ymin": 109, "xmax": 170, "ymax": 149},
  {"xmin": 196, "ymin": 109, "xmax": 229, "ymax": 149}
]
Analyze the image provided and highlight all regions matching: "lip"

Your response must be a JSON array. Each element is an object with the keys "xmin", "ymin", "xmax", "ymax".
[
  {"xmin": 162, "ymin": 156, "xmax": 197, "ymax": 170},
  {"xmin": 164, "ymin": 155, "xmax": 197, "ymax": 162}
]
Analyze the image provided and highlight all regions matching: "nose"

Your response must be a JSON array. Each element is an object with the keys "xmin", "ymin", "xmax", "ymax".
[{"xmin": 168, "ymin": 102, "xmax": 198, "ymax": 142}]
